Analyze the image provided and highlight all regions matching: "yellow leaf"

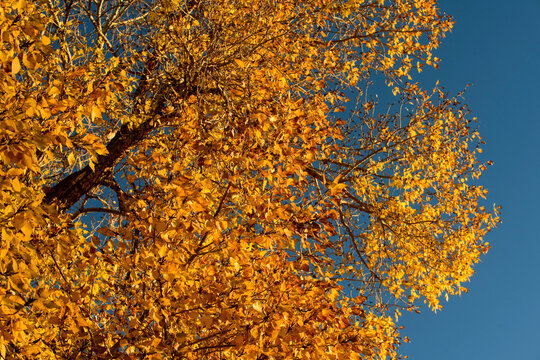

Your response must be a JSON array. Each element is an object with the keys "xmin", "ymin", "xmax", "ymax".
[
  {"xmin": 22, "ymin": 53, "xmax": 36, "ymax": 69},
  {"xmin": 158, "ymin": 245, "xmax": 168, "ymax": 258},
  {"xmin": 67, "ymin": 153, "xmax": 76, "ymax": 166},
  {"xmin": 12, "ymin": 57, "xmax": 21, "ymax": 76},
  {"xmin": 329, "ymin": 182, "xmax": 347, "ymax": 196},
  {"xmin": 91, "ymin": 105, "xmax": 101, "ymax": 120},
  {"xmin": 12, "ymin": 178, "xmax": 21, "ymax": 192},
  {"xmin": 189, "ymin": 201, "xmax": 205, "ymax": 212},
  {"xmin": 21, "ymin": 222, "xmax": 32, "ymax": 239},
  {"xmin": 151, "ymin": 338, "xmax": 162, "ymax": 348},
  {"xmin": 252, "ymin": 301, "xmax": 263, "ymax": 313},
  {"xmin": 93, "ymin": 142, "xmax": 109, "ymax": 156},
  {"xmin": 234, "ymin": 59, "xmax": 246, "ymax": 68}
]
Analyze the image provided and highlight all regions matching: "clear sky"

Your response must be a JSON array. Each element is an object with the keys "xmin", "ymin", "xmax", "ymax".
[{"xmin": 398, "ymin": 1, "xmax": 540, "ymax": 359}]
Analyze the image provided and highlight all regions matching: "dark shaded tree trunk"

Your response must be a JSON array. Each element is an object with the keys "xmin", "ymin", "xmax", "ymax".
[{"xmin": 44, "ymin": 120, "xmax": 154, "ymax": 212}]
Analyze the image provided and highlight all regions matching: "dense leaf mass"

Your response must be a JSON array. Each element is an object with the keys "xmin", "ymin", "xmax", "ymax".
[{"xmin": 0, "ymin": 0, "xmax": 498, "ymax": 358}]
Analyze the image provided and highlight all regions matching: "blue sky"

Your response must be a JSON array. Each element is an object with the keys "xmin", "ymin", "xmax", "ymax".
[{"xmin": 399, "ymin": 1, "xmax": 540, "ymax": 359}]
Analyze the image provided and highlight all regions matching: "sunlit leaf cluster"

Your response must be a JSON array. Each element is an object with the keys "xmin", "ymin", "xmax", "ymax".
[{"xmin": 0, "ymin": 0, "xmax": 497, "ymax": 358}]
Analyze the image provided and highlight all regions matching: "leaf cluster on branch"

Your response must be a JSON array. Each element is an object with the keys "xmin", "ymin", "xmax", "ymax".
[{"xmin": 0, "ymin": 0, "xmax": 498, "ymax": 358}]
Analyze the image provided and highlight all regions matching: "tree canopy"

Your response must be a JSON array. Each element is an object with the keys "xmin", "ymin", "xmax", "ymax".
[{"xmin": 0, "ymin": 0, "xmax": 498, "ymax": 358}]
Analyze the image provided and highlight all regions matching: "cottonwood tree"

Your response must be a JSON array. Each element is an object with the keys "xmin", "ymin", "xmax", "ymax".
[{"xmin": 0, "ymin": 0, "xmax": 498, "ymax": 358}]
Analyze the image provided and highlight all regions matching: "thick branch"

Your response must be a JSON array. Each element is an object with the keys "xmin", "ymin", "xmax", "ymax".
[
  {"xmin": 44, "ymin": 120, "xmax": 154, "ymax": 212},
  {"xmin": 43, "ymin": 49, "xmax": 221, "ymax": 214},
  {"xmin": 72, "ymin": 207, "xmax": 124, "ymax": 218},
  {"xmin": 44, "ymin": 51, "xmax": 163, "ymax": 213}
]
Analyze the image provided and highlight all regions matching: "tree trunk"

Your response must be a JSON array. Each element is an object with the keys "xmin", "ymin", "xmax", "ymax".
[{"xmin": 44, "ymin": 120, "xmax": 154, "ymax": 212}]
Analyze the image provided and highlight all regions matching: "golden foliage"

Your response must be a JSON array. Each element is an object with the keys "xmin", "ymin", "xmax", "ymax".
[{"xmin": 0, "ymin": 0, "xmax": 497, "ymax": 358}]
